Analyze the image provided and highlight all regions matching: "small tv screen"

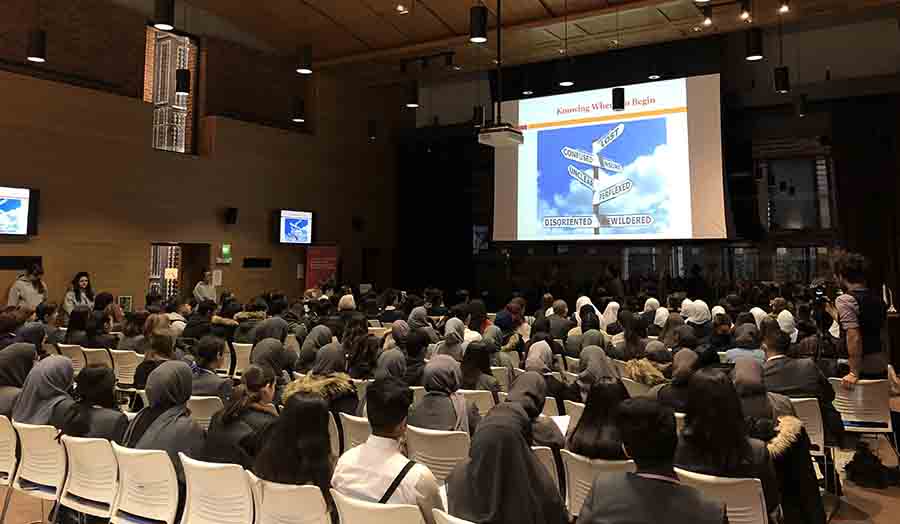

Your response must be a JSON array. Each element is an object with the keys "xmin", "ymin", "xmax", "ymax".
[
  {"xmin": 0, "ymin": 186, "xmax": 32, "ymax": 236},
  {"xmin": 278, "ymin": 210, "xmax": 313, "ymax": 244}
]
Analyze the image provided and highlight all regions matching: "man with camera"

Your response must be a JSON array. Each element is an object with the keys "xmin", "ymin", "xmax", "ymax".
[{"xmin": 828, "ymin": 252, "xmax": 888, "ymax": 386}]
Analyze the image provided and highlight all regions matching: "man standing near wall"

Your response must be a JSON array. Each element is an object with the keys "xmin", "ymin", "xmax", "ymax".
[{"xmin": 193, "ymin": 270, "xmax": 217, "ymax": 304}]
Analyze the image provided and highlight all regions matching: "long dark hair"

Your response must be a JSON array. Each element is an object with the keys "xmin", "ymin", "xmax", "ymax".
[
  {"xmin": 26, "ymin": 263, "xmax": 45, "ymax": 295},
  {"xmin": 467, "ymin": 299, "xmax": 488, "ymax": 333},
  {"xmin": 684, "ymin": 369, "xmax": 751, "ymax": 471},
  {"xmin": 253, "ymin": 392, "xmax": 334, "ymax": 512},
  {"xmin": 123, "ymin": 311, "xmax": 150, "ymax": 338},
  {"xmin": 623, "ymin": 314, "xmax": 648, "ymax": 360},
  {"xmin": 66, "ymin": 306, "xmax": 91, "ymax": 341},
  {"xmin": 660, "ymin": 313, "xmax": 685, "ymax": 348},
  {"xmin": 344, "ymin": 314, "xmax": 376, "ymax": 374},
  {"xmin": 60, "ymin": 367, "xmax": 117, "ymax": 438},
  {"xmin": 460, "ymin": 341, "xmax": 492, "ymax": 388},
  {"xmin": 569, "ymin": 379, "xmax": 630, "ymax": 459},
  {"xmin": 221, "ymin": 364, "xmax": 275, "ymax": 424},
  {"xmin": 71, "ymin": 272, "xmax": 95, "ymax": 303}
]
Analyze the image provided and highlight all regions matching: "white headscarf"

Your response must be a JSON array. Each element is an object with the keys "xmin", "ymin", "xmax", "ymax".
[
  {"xmin": 777, "ymin": 310, "xmax": 798, "ymax": 343},
  {"xmin": 687, "ymin": 300, "xmax": 711, "ymax": 325},
  {"xmin": 643, "ymin": 298, "xmax": 660, "ymax": 314},
  {"xmin": 600, "ymin": 301, "xmax": 620, "ymax": 331},
  {"xmin": 750, "ymin": 307, "xmax": 767, "ymax": 329},
  {"xmin": 574, "ymin": 296, "xmax": 600, "ymax": 326},
  {"xmin": 710, "ymin": 305, "xmax": 727, "ymax": 318},
  {"xmin": 681, "ymin": 299, "xmax": 694, "ymax": 319},
  {"xmin": 653, "ymin": 307, "xmax": 669, "ymax": 328},
  {"xmin": 338, "ymin": 294, "xmax": 356, "ymax": 311}
]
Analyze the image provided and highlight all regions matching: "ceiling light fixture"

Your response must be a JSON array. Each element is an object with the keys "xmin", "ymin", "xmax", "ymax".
[
  {"xmin": 469, "ymin": 3, "xmax": 488, "ymax": 44},
  {"xmin": 740, "ymin": 0, "xmax": 751, "ymax": 21},
  {"xmin": 291, "ymin": 97, "xmax": 305, "ymax": 123},
  {"xmin": 473, "ymin": 105, "xmax": 485, "ymax": 127},
  {"xmin": 406, "ymin": 82, "xmax": 420, "ymax": 109},
  {"xmin": 648, "ymin": 62, "xmax": 661, "ymax": 80},
  {"xmin": 795, "ymin": 94, "xmax": 808, "ymax": 117},
  {"xmin": 26, "ymin": 29, "xmax": 46, "ymax": 63},
  {"xmin": 702, "ymin": 6, "xmax": 713, "ymax": 26},
  {"xmin": 368, "ymin": 119, "xmax": 377, "ymax": 142},
  {"xmin": 778, "ymin": 1, "xmax": 790, "ymax": 14},
  {"xmin": 175, "ymin": 68, "xmax": 191, "ymax": 96},
  {"xmin": 154, "ymin": 0, "xmax": 175, "ymax": 31},
  {"xmin": 396, "ymin": 3, "xmax": 410, "ymax": 15},
  {"xmin": 296, "ymin": 45, "xmax": 313, "ymax": 75},
  {"xmin": 745, "ymin": 28, "xmax": 764, "ymax": 61},
  {"xmin": 557, "ymin": 0, "xmax": 574, "ymax": 88},
  {"xmin": 773, "ymin": 19, "xmax": 789, "ymax": 93},
  {"xmin": 445, "ymin": 54, "xmax": 462, "ymax": 71}
]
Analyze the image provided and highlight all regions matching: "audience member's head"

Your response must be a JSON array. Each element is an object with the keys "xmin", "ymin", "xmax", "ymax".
[
  {"xmin": 466, "ymin": 299, "xmax": 488, "ymax": 332},
  {"xmin": 219, "ymin": 301, "xmax": 243, "ymax": 320},
  {"xmin": 145, "ymin": 291, "xmax": 164, "ymax": 311},
  {"xmin": 552, "ymin": 299, "xmax": 568, "ymax": 317},
  {"xmin": 337, "ymin": 294, "xmax": 356, "ymax": 312},
  {"xmin": 735, "ymin": 311, "xmax": 756, "ymax": 328},
  {"xmin": 147, "ymin": 331, "xmax": 176, "ymax": 361},
  {"xmin": 123, "ymin": 311, "xmax": 150, "ymax": 338},
  {"xmin": 35, "ymin": 302, "xmax": 59, "ymax": 325},
  {"xmin": 67, "ymin": 306, "xmax": 91, "ymax": 332},
  {"xmin": 541, "ymin": 293, "xmax": 554, "ymax": 312},
  {"xmin": 759, "ymin": 317, "xmax": 787, "ymax": 355},
  {"xmin": 195, "ymin": 336, "xmax": 226, "ymax": 370},
  {"xmin": 672, "ymin": 325, "xmax": 698, "ymax": 350},
  {"xmin": 733, "ymin": 323, "xmax": 760, "ymax": 349},
  {"xmin": 660, "ymin": 312, "xmax": 685, "ymax": 348},
  {"xmin": 712, "ymin": 313, "xmax": 732, "ymax": 336},
  {"xmin": 366, "ymin": 376, "xmax": 413, "ymax": 438},
  {"xmin": 406, "ymin": 329, "xmax": 429, "ymax": 359},
  {"xmin": 617, "ymin": 398, "xmax": 678, "ymax": 469},
  {"xmin": 671, "ymin": 348, "xmax": 700, "ymax": 385},
  {"xmin": 195, "ymin": 299, "xmax": 216, "ymax": 319},
  {"xmin": 685, "ymin": 369, "xmax": 749, "ymax": 469},
  {"xmin": 269, "ymin": 296, "xmax": 289, "ymax": 317},
  {"xmin": 222, "ymin": 364, "xmax": 275, "ymax": 423},
  {"xmin": 770, "ymin": 297, "xmax": 788, "ymax": 316},
  {"xmin": 143, "ymin": 313, "xmax": 170, "ymax": 338},
  {"xmin": 570, "ymin": 379, "xmax": 630, "ymax": 457},
  {"xmin": 580, "ymin": 306, "xmax": 600, "ymax": 332},
  {"xmin": 73, "ymin": 366, "xmax": 117, "ymax": 409}
]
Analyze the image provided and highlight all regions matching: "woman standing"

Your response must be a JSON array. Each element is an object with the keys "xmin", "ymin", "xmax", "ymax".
[
  {"xmin": 7, "ymin": 263, "xmax": 47, "ymax": 309},
  {"xmin": 63, "ymin": 272, "xmax": 94, "ymax": 315}
]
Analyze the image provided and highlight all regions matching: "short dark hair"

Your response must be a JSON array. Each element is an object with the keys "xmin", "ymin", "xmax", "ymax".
[
  {"xmin": 406, "ymin": 329, "xmax": 430, "ymax": 358},
  {"xmin": 760, "ymin": 317, "xmax": 790, "ymax": 355},
  {"xmin": 366, "ymin": 376, "xmax": 412, "ymax": 433},
  {"xmin": 248, "ymin": 297, "xmax": 269, "ymax": 313},
  {"xmin": 673, "ymin": 325, "xmax": 698, "ymax": 349},
  {"xmin": 148, "ymin": 332, "xmax": 175, "ymax": 359},
  {"xmin": 195, "ymin": 336, "xmax": 225, "ymax": 368},
  {"xmin": 36, "ymin": 302, "xmax": 58, "ymax": 323},
  {"xmin": 834, "ymin": 252, "xmax": 868, "ymax": 284},
  {"xmin": 616, "ymin": 398, "xmax": 677, "ymax": 467},
  {"xmin": 0, "ymin": 309, "xmax": 18, "ymax": 334},
  {"xmin": 713, "ymin": 313, "xmax": 732, "ymax": 330},
  {"xmin": 269, "ymin": 296, "xmax": 289, "ymax": 316},
  {"xmin": 197, "ymin": 299, "xmax": 217, "ymax": 317},
  {"xmin": 735, "ymin": 312, "xmax": 756, "ymax": 327},
  {"xmin": 94, "ymin": 292, "xmax": 115, "ymax": 312}
]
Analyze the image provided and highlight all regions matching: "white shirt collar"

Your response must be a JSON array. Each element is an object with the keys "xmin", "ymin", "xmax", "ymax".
[{"xmin": 364, "ymin": 434, "xmax": 402, "ymax": 451}]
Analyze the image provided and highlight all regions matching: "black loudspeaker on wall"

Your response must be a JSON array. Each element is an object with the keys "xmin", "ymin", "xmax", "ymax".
[{"xmin": 225, "ymin": 208, "xmax": 239, "ymax": 225}]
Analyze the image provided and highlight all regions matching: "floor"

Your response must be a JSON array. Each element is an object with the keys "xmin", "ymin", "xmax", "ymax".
[{"xmin": 0, "ymin": 438, "xmax": 897, "ymax": 524}]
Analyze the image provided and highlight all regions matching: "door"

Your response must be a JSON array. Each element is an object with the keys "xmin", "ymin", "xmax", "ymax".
[{"xmin": 179, "ymin": 243, "xmax": 211, "ymax": 303}]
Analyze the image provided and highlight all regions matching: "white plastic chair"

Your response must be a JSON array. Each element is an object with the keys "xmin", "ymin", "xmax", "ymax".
[
  {"xmin": 506, "ymin": 351, "xmax": 521, "ymax": 369},
  {"xmin": 459, "ymin": 389, "xmax": 495, "ymax": 416},
  {"xmin": 328, "ymin": 412, "xmax": 341, "ymax": 457},
  {"xmin": 9, "ymin": 422, "xmax": 67, "ymax": 521},
  {"xmin": 110, "ymin": 350, "xmax": 140, "ymax": 387},
  {"xmin": 542, "ymin": 396, "xmax": 559, "ymax": 417},
  {"xmin": 564, "ymin": 400, "xmax": 585, "ymax": 430},
  {"xmin": 675, "ymin": 467, "xmax": 768, "ymax": 524},
  {"xmin": 248, "ymin": 471, "xmax": 330, "ymax": 524},
  {"xmin": 532, "ymin": 446, "xmax": 560, "ymax": 494},
  {"xmin": 565, "ymin": 356, "xmax": 581, "ymax": 372},
  {"xmin": 621, "ymin": 377, "xmax": 651, "ymax": 397},
  {"xmin": 411, "ymin": 386, "xmax": 426, "ymax": 405},
  {"xmin": 331, "ymin": 488, "xmax": 425, "ymax": 524},
  {"xmin": 553, "ymin": 353, "xmax": 565, "ymax": 372},
  {"xmin": 217, "ymin": 344, "xmax": 233, "ymax": 377},
  {"xmin": 111, "ymin": 442, "xmax": 179, "ymax": 524},
  {"xmin": 83, "ymin": 347, "xmax": 114, "ymax": 368},
  {"xmin": 717, "ymin": 351, "xmax": 728, "ymax": 364},
  {"xmin": 433, "ymin": 509, "xmax": 475, "ymax": 524},
  {"xmin": 232, "ymin": 343, "xmax": 253, "ymax": 377},
  {"xmin": 58, "ymin": 344, "xmax": 87, "ymax": 374},
  {"xmin": 367, "ymin": 320, "xmax": 383, "ymax": 328},
  {"xmin": 59, "ymin": 435, "xmax": 119, "ymax": 518},
  {"xmin": 561, "ymin": 449, "xmax": 635, "ymax": 517},
  {"xmin": 0, "ymin": 416, "xmax": 19, "ymax": 524},
  {"xmin": 180, "ymin": 453, "xmax": 253, "ymax": 524},
  {"xmin": 352, "ymin": 379, "xmax": 373, "ymax": 403},
  {"xmin": 490, "ymin": 367, "xmax": 510, "ymax": 392},
  {"xmin": 339, "ymin": 413, "xmax": 371, "ymax": 452},
  {"xmin": 406, "ymin": 425, "xmax": 470, "ymax": 483},
  {"xmin": 186, "ymin": 396, "xmax": 225, "ymax": 431},
  {"xmin": 790, "ymin": 398, "xmax": 825, "ymax": 457},
  {"xmin": 675, "ymin": 412, "xmax": 687, "ymax": 435},
  {"xmin": 828, "ymin": 378, "xmax": 895, "ymax": 447},
  {"xmin": 562, "ymin": 371, "xmax": 579, "ymax": 385}
]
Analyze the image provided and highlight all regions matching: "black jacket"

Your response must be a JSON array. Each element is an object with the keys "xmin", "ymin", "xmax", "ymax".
[
  {"xmin": 182, "ymin": 316, "xmax": 213, "ymax": 340},
  {"xmin": 763, "ymin": 356, "xmax": 844, "ymax": 445},
  {"xmin": 203, "ymin": 406, "xmax": 278, "ymax": 469}
]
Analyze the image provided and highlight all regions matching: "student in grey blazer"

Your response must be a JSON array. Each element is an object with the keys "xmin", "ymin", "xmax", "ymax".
[
  {"xmin": 191, "ymin": 336, "xmax": 233, "ymax": 401},
  {"xmin": 52, "ymin": 367, "xmax": 129, "ymax": 443}
]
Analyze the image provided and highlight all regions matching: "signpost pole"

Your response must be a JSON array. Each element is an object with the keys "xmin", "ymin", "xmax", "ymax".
[{"xmin": 593, "ymin": 165, "xmax": 601, "ymax": 235}]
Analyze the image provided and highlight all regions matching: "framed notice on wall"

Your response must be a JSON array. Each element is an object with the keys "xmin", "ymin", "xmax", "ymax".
[{"xmin": 305, "ymin": 246, "xmax": 339, "ymax": 290}]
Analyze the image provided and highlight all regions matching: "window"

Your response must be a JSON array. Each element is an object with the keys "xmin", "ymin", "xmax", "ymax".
[
  {"xmin": 759, "ymin": 156, "xmax": 832, "ymax": 231},
  {"xmin": 623, "ymin": 247, "xmax": 656, "ymax": 280},
  {"xmin": 144, "ymin": 28, "xmax": 197, "ymax": 153},
  {"xmin": 725, "ymin": 247, "xmax": 759, "ymax": 281}
]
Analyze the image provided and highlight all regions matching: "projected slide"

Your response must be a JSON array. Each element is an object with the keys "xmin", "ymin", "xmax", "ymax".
[
  {"xmin": 493, "ymin": 74, "xmax": 725, "ymax": 241},
  {"xmin": 0, "ymin": 187, "xmax": 30, "ymax": 236},
  {"xmin": 279, "ymin": 210, "xmax": 313, "ymax": 244}
]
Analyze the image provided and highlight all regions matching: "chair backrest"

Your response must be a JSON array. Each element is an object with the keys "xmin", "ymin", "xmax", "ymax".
[
  {"xmin": 459, "ymin": 389, "xmax": 495, "ymax": 416},
  {"xmin": 186, "ymin": 396, "xmax": 225, "ymax": 431},
  {"xmin": 328, "ymin": 412, "xmax": 341, "ymax": 457},
  {"xmin": 58, "ymin": 344, "xmax": 87, "ymax": 374},
  {"xmin": 109, "ymin": 350, "xmax": 140, "ymax": 386},
  {"xmin": 565, "ymin": 356, "xmax": 581, "ymax": 372},
  {"xmin": 217, "ymin": 344, "xmax": 233, "ymax": 377},
  {"xmin": 433, "ymin": 509, "xmax": 475, "ymax": 524},
  {"xmin": 675, "ymin": 467, "xmax": 768, "ymax": 524},
  {"xmin": 180, "ymin": 453, "xmax": 253, "ymax": 524},
  {"xmin": 506, "ymin": 351, "xmax": 521, "ymax": 369},
  {"xmin": 562, "ymin": 371, "xmax": 579, "ymax": 385},
  {"xmin": 717, "ymin": 351, "xmax": 728, "ymax": 364},
  {"xmin": 827, "ymin": 378, "xmax": 892, "ymax": 432},
  {"xmin": 111, "ymin": 442, "xmax": 179, "ymax": 524},
  {"xmin": 232, "ymin": 343, "xmax": 253, "ymax": 377},
  {"xmin": 410, "ymin": 386, "xmax": 426, "ymax": 405},
  {"xmin": 497, "ymin": 392, "xmax": 508, "ymax": 402},
  {"xmin": 612, "ymin": 359, "xmax": 627, "ymax": 376},
  {"xmin": 490, "ymin": 367, "xmax": 510, "ymax": 392},
  {"xmin": 43, "ymin": 343, "xmax": 60, "ymax": 355},
  {"xmin": 352, "ymin": 379, "xmax": 373, "ymax": 403},
  {"xmin": 339, "ymin": 413, "xmax": 371, "ymax": 452},
  {"xmin": 60, "ymin": 435, "xmax": 118, "ymax": 518},
  {"xmin": 542, "ymin": 396, "xmax": 559, "ymax": 417},
  {"xmin": 83, "ymin": 347, "xmax": 114, "ymax": 369},
  {"xmin": 248, "ymin": 471, "xmax": 330, "ymax": 524},
  {"xmin": 11, "ymin": 422, "xmax": 66, "ymax": 498},
  {"xmin": 553, "ymin": 353, "xmax": 565, "ymax": 372},
  {"xmin": 560, "ymin": 449, "xmax": 635, "ymax": 517},
  {"xmin": 674, "ymin": 412, "xmax": 687, "ymax": 436},
  {"xmin": 331, "ymin": 488, "xmax": 425, "ymax": 524},
  {"xmin": 285, "ymin": 334, "xmax": 300, "ymax": 354},
  {"xmin": 789, "ymin": 398, "xmax": 825, "ymax": 456},
  {"xmin": 532, "ymin": 446, "xmax": 560, "ymax": 494},
  {"xmin": 405, "ymin": 425, "xmax": 470, "ymax": 483},
  {"xmin": 0, "ymin": 416, "xmax": 18, "ymax": 486},
  {"xmin": 621, "ymin": 377, "xmax": 651, "ymax": 397},
  {"xmin": 563, "ymin": 400, "xmax": 585, "ymax": 430},
  {"xmin": 367, "ymin": 320, "xmax": 382, "ymax": 328}
]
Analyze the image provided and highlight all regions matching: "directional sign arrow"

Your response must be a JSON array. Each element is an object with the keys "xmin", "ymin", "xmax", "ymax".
[
  {"xmin": 561, "ymin": 147, "xmax": 599, "ymax": 167},
  {"xmin": 592, "ymin": 123, "xmax": 624, "ymax": 153},
  {"xmin": 567, "ymin": 165, "xmax": 594, "ymax": 190},
  {"xmin": 594, "ymin": 179, "xmax": 633, "ymax": 205},
  {"xmin": 599, "ymin": 157, "xmax": 623, "ymax": 173}
]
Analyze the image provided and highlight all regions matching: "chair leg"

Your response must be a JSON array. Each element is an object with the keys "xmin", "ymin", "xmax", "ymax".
[{"xmin": 0, "ymin": 486, "xmax": 14, "ymax": 524}]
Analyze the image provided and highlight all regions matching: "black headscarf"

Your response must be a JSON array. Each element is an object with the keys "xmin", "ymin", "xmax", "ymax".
[
  {"xmin": 446, "ymin": 402, "xmax": 568, "ymax": 524},
  {"xmin": 251, "ymin": 338, "xmax": 288, "ymax": 382},
  {"xmin": 0, "ymin": 343, "xmax": 37, "ymax": 388},
  {"xmin": 254, "ymin": 317, "xmax": 290, "ymax": 344}
]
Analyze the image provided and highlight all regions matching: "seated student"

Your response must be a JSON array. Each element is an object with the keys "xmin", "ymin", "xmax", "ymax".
[
  {"xmin": 648, "ymin": 306, "xmax": 669, "ymax": 338},
  {"xmin": 15, "ymin": 321, "xmax": 47, "ymax": 357},
  {"xmin": 651, "ymin": 348, "xmax": 698, "ymax": 413},
  {"xmin": 298, "ymin": 325, "xmax": 333, "ymax": 373},
  {"xmin": 430, "ymin": 317, "xmax": 467, "ymax": 362},
  {"xmin": 702, "ymin": 313, "xmax": 735, "ymax": 353},
  {"xmin": 251, "ymin": 337, "xmax": 290, "ymax": 405},
  {"xmin": 181, "ymin": 300, "xmax": 217, "ymax": 340},
  {"xmin": 165, "ymin": 299, "xmax": 191, "ymax": 337},
  {"xmin": 447, "ymin": 402, "xmax": 569, "ymax": 524},
  {"xmin": 57, "ymin": 367, "xmax": 129, "ymax": 443},
  {"xmin": 332, "ymin": 376, "xmax": 444, "ymax": 524},
  {"xmin": 83, "ymin": 310, "xmax": 118, "ymax": 349},
  {"xmin": 404, "ymin": 329, "xmax": 429, "ymax": 387},
  {"xmin": 118, "ymin": 311, "xmax": 150, "ymax": 353},
  {"xmin": 253, "ymin": 391, "xmax": 335, "ymax": 521},
  {"xmin": 134, "ymin": 331, "xmax": 177, "ymax": 390},
  {"xmin": 211, "ymin": 301, "xmax": 242, "ymax": 342},
  {"xmin": 659, "ymin": 311, "xmax": 685, "ymax": 349},
  {"xmin": 286, "ymin": 342, "xmax": 358, "ymax": 416},
  {"xmin": 344, "ymin": 313, "xmax": 382, "ymax": 379},
  {"xmin": 383, "ymin": 320, "xmax": 410, "ymax": 352},
  {"xmin": 611, "ymin": 312, "xmax": 650, "ymax": 361},
  {"xmin": 0, "ymin": 344, "xmax": 37, "ymax": 417},
  {"xmin": 11, "ymin": 355, "xmax": 74, "ymax": 425},
  {"xmin": 460, "ymin": 341, "xmax": 501, "ymax": 403},
  {"xmin": 575, "ymin": 346, "xmax": 622, "ymax": 402},
  {"xmin": 21, "ymin": 301, "xmax": 61, "ymax": 347},
  {"xmin": 378, "ymin": 289, "xmax": 405, "ymax": 325},
  {"xmin": 408, "ymin": 355, "xmax": 480, "ymax": 435},
  {"xmin": 205, "ymin": 364, "xmax": 278, "ymax": 468},
  {"xmin": 506, "ymin": 371, "xmax": 566, "ymax": 450},
  {"xmin": 523, "ymin": 341, "xmax": 573, "ymax": 413},
  {"xmin": 725, "ymin": 323, "xmax": 764, "ymax": 364},
  {"xmin": 675, "ymin": 369, "xmax": 781, "ymax": 518},
  {"xmin": 577, "ymin": 398, "xmax": 726, "ymax": 524},
  {"xmin": 63, "ymin": 305, "xmax": 92, "ymax": 346},
  {"xmin": 234, "ymin": 299, "xmax": 268, "ymax": 344},
  {"xmin": 566, "ymin": 379, "xmax": 630, "ymax": 460},
  {"xmin": 408, "ymin": 306, "xmax": 440, "ymax": 343},
  {"xmin": 123, "ymin": 361, "xmax": 205, "ymax": 485},
  {"xmin": 685, "ymin": 300, "xmax": 713, "ymax": 344},
  {"xmin": 191, "ymin": 336, "xmax": 233, "ymax": 401}
]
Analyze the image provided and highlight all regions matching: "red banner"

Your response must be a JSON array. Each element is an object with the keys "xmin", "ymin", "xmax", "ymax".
[{"xmin": 305, "ymin": 245, "xmax": 339, "ymax": 289}]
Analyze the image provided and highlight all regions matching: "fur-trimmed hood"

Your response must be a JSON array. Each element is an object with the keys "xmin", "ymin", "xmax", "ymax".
[
  {"xmin": 235, "ymin": 311, "xmax": 267, "ymax": 322},
  {"xmin": 766, "ymin": 415, "xmax": 804, "ymax": 458},
  {"xmin": 283, "ymin": 373, "xmax": 356, "ymax": 401}
]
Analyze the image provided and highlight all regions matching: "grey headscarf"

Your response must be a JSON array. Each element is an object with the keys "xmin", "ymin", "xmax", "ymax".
[
  {"xmin": 645, "ymin": 340, "xmax": 672, "ymax": 364},
  {"xmin": 299, "ymin": 325, "xmax": 332, "ymax": 372},
  {"xmin": 506, "ymin": 371, "xmax": 566, "ymax": 448},
  {"xmin": 16, "ymin": 322, "xmax": 46, "ymax": 348},
  {"xmin": 11, "ymin": 355, "xmax": 73, "ymax": 424},
  {"xmin": 581, "ymin": 329, "xmax": 608, "ymax": 350},
  {"xmin": 311, "ymin": 341, "xmax": 347, "ymax": 376},
  {"xmin": 254, "ymin": 317, "xmax": 290, "ymax": 344},
  {"xmin": 422, "ymin": 355, "xmax": 469, "ymax": 433},
  {"xmin": 734, "ymin": 324, "xmax": 761, "ymax": 348},
  {"xmin": 576, "ymin": 346, "xmax": 620, "ymax": 401},
  {"xmin": 481, "ymin": 326, "xmax": 502, "ymax": 350},
  {"xmin": 408, "ymin": 307, "xmax": 431, "ymax": 330},
  {"xmin": 525, "ymin": 340, "xmax": 553, "ymax": 373},
  {"xmin": 732, "ymin": 358, "xmax": 773, "ymax": 420},
  {"xmin": 671, "ymin": 349, "xmax": 699, "ymax": 385},
  {"xmin": 435, "ymin": 318, "xmax": 466, "ymax": 362},
  {"xmin": 123, "ymin": 361, "xmax": 204, "ymax": 482},
  {"xmin": 390, "ymin": 320, "xmax": 410, "ymax": 349},
  {"xmin": 251, "ymin": 338, "xmax": 288, "ymax": 382},
  {"xmin": 375, "ymin": 348, "xmax": 407, "ymax": 380}
]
